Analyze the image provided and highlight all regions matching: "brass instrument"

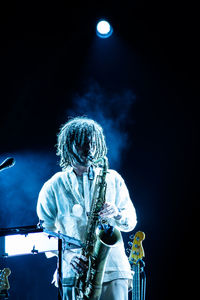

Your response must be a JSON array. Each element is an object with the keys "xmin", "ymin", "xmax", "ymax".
[{"xmin": 75, "ymin": 157, "xmax": 122, "ymax": 300}]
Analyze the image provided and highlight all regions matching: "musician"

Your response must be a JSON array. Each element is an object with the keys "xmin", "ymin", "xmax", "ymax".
[{"xmin": 37, "ymin": 117, "xmax": 137, "ymax": 300}]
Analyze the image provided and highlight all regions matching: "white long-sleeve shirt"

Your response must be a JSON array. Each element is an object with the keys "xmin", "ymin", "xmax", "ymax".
[{"xmin": 37, "ymin": 166, "xmax": 137, "ymax": 282}]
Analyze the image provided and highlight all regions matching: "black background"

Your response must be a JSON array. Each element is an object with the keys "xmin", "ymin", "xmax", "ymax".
[{"xmin": 0, "ymin": 1, "xmax": 199, "ymax": 299}]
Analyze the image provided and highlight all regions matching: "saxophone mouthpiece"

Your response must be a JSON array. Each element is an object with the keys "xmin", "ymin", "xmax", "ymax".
[{"xmin": 87, "ymin": 154, "xmax": 93, "ymax": 162}]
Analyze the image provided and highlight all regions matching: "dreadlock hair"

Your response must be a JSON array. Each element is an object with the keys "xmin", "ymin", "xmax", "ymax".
[{"xmin": 56, "ymin": 117, "xmax": 107, "ymax": 170}]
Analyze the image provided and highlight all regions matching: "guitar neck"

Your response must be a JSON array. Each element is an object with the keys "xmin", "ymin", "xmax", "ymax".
[{"xmin": 132, "ymin": 263, "xmax": 140, "ymax": 300}]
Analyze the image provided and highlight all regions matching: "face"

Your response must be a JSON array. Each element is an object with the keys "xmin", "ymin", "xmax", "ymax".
[{"xmin": 71, "ymin": 136, "xmax": 97, "ymax": 167}]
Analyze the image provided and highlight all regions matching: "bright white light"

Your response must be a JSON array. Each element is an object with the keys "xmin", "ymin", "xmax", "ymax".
[
  {"xmin": 97, "ymin": 21, "xmax": 110, "ymax": 34},
  {"xmin": 2, "ymin": 233, "xmax": 58, "ymax": 256},
  {"xmin": 96, "ymin": 20, "xmax": 113, "ymax": 38}
]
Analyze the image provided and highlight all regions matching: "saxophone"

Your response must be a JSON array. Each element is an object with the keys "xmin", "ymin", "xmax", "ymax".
[{"xmin": 75, "ymin": 156, "xmax": 122, "ymax": 300}]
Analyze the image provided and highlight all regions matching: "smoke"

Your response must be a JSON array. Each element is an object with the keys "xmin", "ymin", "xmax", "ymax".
[
  {"xmin": 0, "ymin": 151, "xmax": 59, "ymax": 228},
  {"xmin": 0, "ymin": 84, "xmax": 136, "ymax": 300},
  {"xmin": 0, "ymin": 82, "xmax": 136, "ymax": 227},
  {"xmin": 67, "ymin": 81, "xmax": 136, "ymax": 169}
]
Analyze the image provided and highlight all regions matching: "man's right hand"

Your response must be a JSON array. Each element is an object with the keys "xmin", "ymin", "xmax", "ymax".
[{"xmin": 70, "ymin": 255, "xmax": 88, "ymax": 274}]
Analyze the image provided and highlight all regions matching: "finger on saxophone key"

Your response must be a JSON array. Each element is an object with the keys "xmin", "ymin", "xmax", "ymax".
[
  {"xmin": 70, "ymin": 255, "xmax": 88, "ymax": 274},
  {"xmin": 79, "ymin": 254, "xmax": 88, "ymax": 262}
]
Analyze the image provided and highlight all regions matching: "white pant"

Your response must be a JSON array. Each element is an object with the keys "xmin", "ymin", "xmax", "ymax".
[{"xmin": 62, "ymin": 279, "xmax": 128, "ymax": 300}]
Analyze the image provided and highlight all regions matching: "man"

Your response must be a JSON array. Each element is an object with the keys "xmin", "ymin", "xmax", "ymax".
[{"xmin": 37, "ymin": 117, "xmax": 137, "ymax": 300}]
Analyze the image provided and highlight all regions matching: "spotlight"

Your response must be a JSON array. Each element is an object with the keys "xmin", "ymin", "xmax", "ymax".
[{"xmin": 96, "ymin": 20, "xmax": 113, "ymax": 38}]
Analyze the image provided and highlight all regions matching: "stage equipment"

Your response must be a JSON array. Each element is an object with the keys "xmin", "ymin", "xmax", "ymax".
[
  {"xmin": 0, "ymin": 225, "xmax": 83, "ymax": 300},
  {"xmin": 127, "ymin": 231, "xmax": 146, "ymax": 300},
  {"xmin": 96, "ymin": 20, "xmax": 113, "ymax": 38}
]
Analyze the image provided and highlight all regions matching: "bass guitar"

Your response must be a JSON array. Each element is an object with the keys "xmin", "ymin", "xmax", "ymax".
[{"xmin": 128, "ymin": 231, "xmax": 146, "ymax": 300}]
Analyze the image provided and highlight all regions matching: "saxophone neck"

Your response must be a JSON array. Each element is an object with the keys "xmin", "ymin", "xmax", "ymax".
[{"xmin": 92, "ymin": 156, "xmax": 108, "ymax": 174}]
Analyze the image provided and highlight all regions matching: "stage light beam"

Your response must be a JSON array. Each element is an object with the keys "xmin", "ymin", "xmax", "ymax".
[{"xmin": 96, "ymin": 20, "xmax": 113, "ymax": 38}]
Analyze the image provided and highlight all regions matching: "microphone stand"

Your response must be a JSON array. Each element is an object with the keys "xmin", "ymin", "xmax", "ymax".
[{"xmin": 58, "ymin": 238, "xmax": 63, "ymax": 300}]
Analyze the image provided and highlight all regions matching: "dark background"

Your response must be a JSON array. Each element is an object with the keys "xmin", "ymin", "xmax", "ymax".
[{"xmin": 0, "ymin": 1, "xmax": 198, "ymax": 299}]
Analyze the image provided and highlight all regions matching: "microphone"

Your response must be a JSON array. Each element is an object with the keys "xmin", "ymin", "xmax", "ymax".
[{"xmin": 0, "ymin": 157, "xmax": 15, "ymax": 171}]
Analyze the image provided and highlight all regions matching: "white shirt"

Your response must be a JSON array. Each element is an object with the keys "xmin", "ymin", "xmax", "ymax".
[{"xmin": 37, "ymin": 166, "xmax": 137, "ymax": 282}]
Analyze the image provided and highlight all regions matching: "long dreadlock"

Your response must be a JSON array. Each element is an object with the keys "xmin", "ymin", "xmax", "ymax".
[{"xmin": 56, "ymin": 117, "xmax": 107, "ymax": 170}]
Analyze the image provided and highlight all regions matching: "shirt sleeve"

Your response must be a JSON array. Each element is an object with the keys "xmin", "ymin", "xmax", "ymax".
[
  {"xmin": 37, "ymin": 181, "xmax": 58, "ymax": 232},
  {"xmin": 111, "ymin": 172, "xmax": 137, "ymax": 232}
]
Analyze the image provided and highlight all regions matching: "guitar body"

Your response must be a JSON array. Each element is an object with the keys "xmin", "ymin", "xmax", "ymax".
[{"xmin": 0, "ymin": 268, "xmax": 11, "ymax": 300}]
